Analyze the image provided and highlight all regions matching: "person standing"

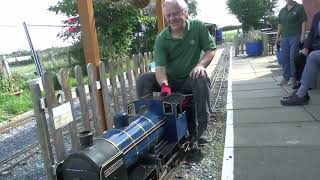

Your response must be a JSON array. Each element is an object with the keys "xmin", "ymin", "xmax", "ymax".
[
  {"xmin": 280, "ymin": 10, "xmax": 320, "ymax": 106},
  {"xmin": 136, "ymin": 0, "xmax": 216, "ymax": 144},
  {"xmin": 276, "ymin": 0, "xmax": 307, "ymax": 85}
]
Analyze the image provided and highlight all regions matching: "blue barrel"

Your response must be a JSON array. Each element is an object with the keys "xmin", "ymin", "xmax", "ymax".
[
  {"xmin": 245, "ymin": 40, "xmax": 263, "ymax": 56},
  {"xmin": 216, "ymin": 29, "xmax": 223, "ymax": 45}
]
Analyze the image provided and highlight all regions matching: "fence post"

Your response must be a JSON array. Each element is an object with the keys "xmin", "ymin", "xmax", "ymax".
[
  {"xmin": 43, "ymin": 72, "xmax": 66, "ymax": 162},
  {"xmin": 117, "ymin": 58, "xmax": 128, "ymax": 109},
  {"xmin": 262, "ymin": 33, "xmax": 269, "ymax": 56},
  {"xmin": 99, "ymin": 61, "xmax": 114, "ymax": 130},
  {"xmin": 132, "ymin": 54, "xmax": 139, "ymax": 81},
  {"xmin": 74, "ymin": 65, "xmax": 91, "ymax": 131},
  {"xmin": 240, "ymin": 36, "xmax": 245, "ymax": 54},
  {"xmin": 234, "ymin": 34, "xmax": 239, "ymax": 57},
  {"xmin": 59, "ymin": 69, "xmax": 80, "ymax": 151},
  {"xmin": 108, "ymin": 59, "xmax": 121, "ymax": 112},
  {"xmin": 138, "ymin": 53, "xmax": 145, "ymax": 74},
  {"xmin": 126, "ymin": 56, "xmax": 135, "ymax": 101},
  {"xmin": 87, "ymin": 63, "xmax": 105, "ymax": 135},
  {"xmin": 30, "ymin": 83, "xmax": 55, "ymax": 180}
]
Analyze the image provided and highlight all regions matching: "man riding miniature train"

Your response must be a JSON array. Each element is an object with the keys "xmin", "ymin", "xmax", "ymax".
[{"xmin": 136, "ymin": 0, "xmax": 216, "ymax": 145}]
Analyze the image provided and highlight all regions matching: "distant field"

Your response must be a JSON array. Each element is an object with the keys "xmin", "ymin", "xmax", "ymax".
[
  {"xmin": 223, "ymin": 29, "xmax": 242, "ymax": 42},
  {"xmin": 1, "ymin": 54, "xmax": 71, "ymax": 123},
  {"xmin": 11, "ymin": 63, "xmax": 37, "ymax": 77}
]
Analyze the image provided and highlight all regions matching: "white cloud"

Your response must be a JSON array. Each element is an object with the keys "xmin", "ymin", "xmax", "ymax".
[
  {"xmin": 0, "ymin": 0, "xmax": 70, "ymax": 54},
  {"xmin": 196, "ymin": 0, "xmax": 240, "ymax": 27},
  {"xmin": 196, "ymin": 0, "xmax": 303, "ymax": 27}
]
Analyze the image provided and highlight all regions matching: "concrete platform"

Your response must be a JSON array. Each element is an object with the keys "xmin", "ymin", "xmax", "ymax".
[
  {"xmin": 222, "ymin": 54, "xmax": 320, "ymax": 180},
  {"xmin": 234, "ymin": 147, "xmax": 320, "ymax": 180},
  {"xmin": 232, "ymin": 107, "xmax": 315, "ymax": 124}
]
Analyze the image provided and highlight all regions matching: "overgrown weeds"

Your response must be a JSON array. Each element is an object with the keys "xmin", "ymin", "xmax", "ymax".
[{"xmin": 0, "ymin": 90, "xmax": 32, "ymax": 122}]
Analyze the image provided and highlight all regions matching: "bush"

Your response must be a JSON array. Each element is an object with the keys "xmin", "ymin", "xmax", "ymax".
[
  {"xmin": 222, "ymin": 25, "xmax": 241, "ymax": 31},
  {"xmin": 0, "ymin": 73, "xmax": 28, "ymax": 94},
  {"xmin": 245, "ymin": 30, "xmax": 263, "ymax": 42}
]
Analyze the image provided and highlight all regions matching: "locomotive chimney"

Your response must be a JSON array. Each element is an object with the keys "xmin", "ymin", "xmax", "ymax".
[{"xmin": 79, "ymin": 131, "xmax": 94, "ymax": 148}]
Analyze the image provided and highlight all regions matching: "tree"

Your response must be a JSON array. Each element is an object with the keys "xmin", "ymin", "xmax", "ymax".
[
  {"xmin": 186, "ymin": 0, "xmax": 198, "ymax": 17},
  {"xmin": 49, "ymin": 0, "xmax": 197, "ymax": 62},
  {"xmin": 227, "ymin": 0, "xmax": 278, "ymax": 32},
  {"xmin": 49, "ymin": 0, "xmax": 156, "ymax": 61}
]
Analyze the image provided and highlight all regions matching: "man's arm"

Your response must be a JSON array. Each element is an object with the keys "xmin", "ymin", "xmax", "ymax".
[
  {"xmin": 304, "ymin": 13, "xmax": 318, "ymax": 53},
  {"xmin": 198, "ymin": 49, "xmax": 216, "ymax": 68},
  {"xmin": 190, "ymin": 48, "xmax": 216, "ymax": 79},
  {"xmin": 276, "ymin": 24, "xmax": 282, "ymax": 45},
  {"xmin": 155, "ymin": 66, "xmax": 168, "ymax": 86}
]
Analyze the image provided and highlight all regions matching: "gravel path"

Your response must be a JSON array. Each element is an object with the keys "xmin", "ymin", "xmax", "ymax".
[
  {"xmin": 0, "ymin": 120, "xmax": 37, "ymax": 160},
  {"xmin": 0, "ymin": 101, "xmax": 86, "ymax": 180}
]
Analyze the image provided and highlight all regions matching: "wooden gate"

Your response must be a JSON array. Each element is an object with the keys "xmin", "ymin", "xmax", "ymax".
[{"xmin": 29, "ymin": 52, "xmax": 153, "ymax": 180}]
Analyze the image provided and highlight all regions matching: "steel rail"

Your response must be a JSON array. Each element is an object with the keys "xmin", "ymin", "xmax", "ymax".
[
  {"xmin": 0, "ymin": 114, "xmax": 35, "ymax": 134},
  {"xmin": 0, "ymin": 143, "xmax": 39, "ymax": 175}
]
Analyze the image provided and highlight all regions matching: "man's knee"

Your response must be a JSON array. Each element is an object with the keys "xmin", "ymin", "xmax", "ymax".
[
  {"xmin": 193, "ymin": 76, "xmax": 210, "ymax": 89},
  {"xmin": 308, "ymin": 51, "xmax": 320, "ymax": 63},
  {"xmin": 136, "ymin": 72, "xmax": 158, "ymax": 98},
  {"xmin": 137, "ymin": 72, "xmax": 155, "ymax": 85}
]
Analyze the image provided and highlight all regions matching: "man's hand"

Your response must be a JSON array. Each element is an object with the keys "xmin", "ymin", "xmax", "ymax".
[
  {"xmin": 190, "ymin": 63, "xmax": 206, "ymax": 79},
  {"xmin": 302, "ymin": 48, "xmax": 309, "ymax": 56},
  {"xmin": 160, "ymin": 83, "xmax": 172, "ymax": 97}
]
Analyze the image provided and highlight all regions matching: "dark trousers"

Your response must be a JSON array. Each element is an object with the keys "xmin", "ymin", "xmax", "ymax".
[
  {"xmin": 136, "ymin": 72, "xmax": 211, "ymax": 140},
  {"xmin": 294, "ymin": 53, "xmax": 306, "ymax": 81}
]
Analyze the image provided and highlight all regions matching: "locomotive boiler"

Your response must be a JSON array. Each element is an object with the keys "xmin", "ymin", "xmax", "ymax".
[{"xmin": 56, "ymin": 93, "xmax": 194, "ymax": 180}]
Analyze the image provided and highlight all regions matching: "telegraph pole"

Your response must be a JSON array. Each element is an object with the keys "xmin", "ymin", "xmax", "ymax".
[
  {"xmin": 156, "ymin": 0, "xmax": 165, "ymax": 32},
  {"xmin": 77, "ymin": 0, "xmax": 108, "ymax": 131}
]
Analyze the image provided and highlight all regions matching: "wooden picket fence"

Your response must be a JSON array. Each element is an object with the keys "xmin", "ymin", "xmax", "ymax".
[{"xmin": 29, "ymin": 52, "xmax": 153, "ymax": 180}]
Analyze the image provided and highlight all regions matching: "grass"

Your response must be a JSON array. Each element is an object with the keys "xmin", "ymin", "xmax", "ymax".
[
  {"xmin": 11, "ymin": 63, "xmax": 37, "ymax": 75},
  {"xmin": 0, "ymin": 90, "xmax": 33, "ymax": 122},
  {"xmin": 70, "ymin": 76, "xmax": 89, "ymax": 87},
  {"xmin": 223, "ymin": 29, "xmax": 242, "ymax": 42}
]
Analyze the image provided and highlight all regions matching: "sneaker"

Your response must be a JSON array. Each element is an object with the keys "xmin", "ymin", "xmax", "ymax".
[
  {"xmin": 292, "ymin": 82, "xmax": 301, "ymax": 90},
  {"xmin": 277, "ymin": 78, "xmax": 288, "ymax": 85},
  {"xmin": 282, "ymin": 91, "xmax": 310, "ymax": 101},
  {"xmin": 198, "ymin": 130, "xmax": 212, "ymax": 145},
  {"xmin": 280, "ymin": 92, "xmax": 309, "ymax": 106},
  {"xmin": 288, "ymin": 78, "xmax": 296, "ymax": 85}
]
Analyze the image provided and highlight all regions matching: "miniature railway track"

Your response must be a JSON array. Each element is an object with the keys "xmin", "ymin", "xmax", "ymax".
[
  {"xmin": 0, "ymin": 113, "xmax": 35, "ymax": 134},
  {"xmin": 0, "ymin": 112, "xmax": 94, "ymax": 176},
  {"xmin": 0, "ymin": 142, "xmax": 39, "ymax": 176},
  {"xmin": 0, "ymin": 113, "xmax": 38, "ymax": 176},
  {"xmin": 210, "ymin": 45, "xmax": 230, "ymax": 116}
]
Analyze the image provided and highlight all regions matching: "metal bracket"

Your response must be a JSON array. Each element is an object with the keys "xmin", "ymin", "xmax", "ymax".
[
  {"xmin": 51, "ymin": 164, "xmax": 57, "ymax": 176},
  {"xmin": 40, "ymin": 98, "xmax": 47, "ymax": 110}
]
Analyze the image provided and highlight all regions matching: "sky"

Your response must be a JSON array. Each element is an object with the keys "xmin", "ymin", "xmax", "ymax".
[
  {"xmin": 0, "ymin": 0, "xmax": 302, "ymax": 55},
  {"xmin": 0, "ymin": 0, "xmax": 69, "ymax": 55}
]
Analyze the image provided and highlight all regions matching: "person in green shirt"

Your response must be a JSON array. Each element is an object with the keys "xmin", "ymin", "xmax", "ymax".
[
  {"xmin": 136, "ymin": 0, "xmax": 216, "ymax": 145},
  {"xmin": 276, "ymin": 0, "xmax": 307, "ymax": 86}
]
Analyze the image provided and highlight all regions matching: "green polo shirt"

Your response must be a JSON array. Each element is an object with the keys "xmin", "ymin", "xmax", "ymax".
[
  {"xmin": 278, "ymin": 1, "xmax": 307, "ymax": 37},
  {"xmin": 154, "ymin": 19, "xmax": 216, "ymax": 80}
]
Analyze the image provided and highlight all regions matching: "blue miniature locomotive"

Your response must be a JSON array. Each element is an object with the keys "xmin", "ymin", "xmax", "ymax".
[{"xmin": 56, "ymin": 93, "xmax": 194, "ymax": 180}]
